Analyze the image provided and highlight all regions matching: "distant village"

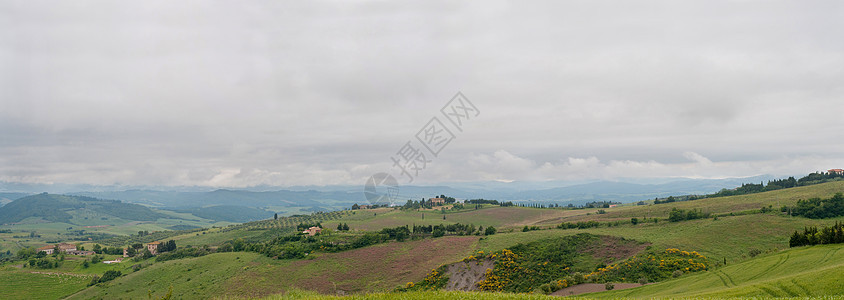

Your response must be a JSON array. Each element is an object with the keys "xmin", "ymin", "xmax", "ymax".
[{"xmin": 34, "ymin": 240, "xmax": 170, "ymax": 264}]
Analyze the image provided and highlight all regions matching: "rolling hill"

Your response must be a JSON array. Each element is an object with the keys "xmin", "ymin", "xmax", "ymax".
[
  {"xmin": 3, "ymin": 180, "xmax": 844, "ymax": 299},
  {"xmin": 590, "ymin": 244, "xmax": 844, "ymax": 298},
  {"xmin": 0, "ymin": 193, "xmax": 167, "ymax": 224}
]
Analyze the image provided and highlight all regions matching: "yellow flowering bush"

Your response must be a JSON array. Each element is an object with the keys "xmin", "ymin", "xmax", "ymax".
[
  {"xmin": 585, "ymin": 248, "xmax": 710, "ymax": 283},
  {"xmin": 477, "ymin": 234, "xmax": 596, "ymax": 293}
]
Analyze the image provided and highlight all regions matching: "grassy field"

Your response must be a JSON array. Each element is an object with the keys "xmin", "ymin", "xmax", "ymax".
[
  {"xmin": 0, "ymin": 271, "xmax": 91, "ymax": 300},
  {"xmin": 475, "ymin": 213, "xmax": 844, "ymax": 263},
  {"xmin": 262, "ymin": 289, "xmax": 560, "ymax": 299},
  {"xmin": 559, "ymin": 181, "xmax": 844, "ymax": 223},
  {"xmin": 3, "ymin": 181, "xmax": 844, "ymax": 299},
  {"xmin": 589, "ymin": 244, "xmax": 844, "ymax": 298},
  {"xmin": 68, "ymin": 252, "xmax": 265, "ymax": 300},
  {"xmin": 221, "ymin": 236, "xmax": 480, "ymax": 298}
]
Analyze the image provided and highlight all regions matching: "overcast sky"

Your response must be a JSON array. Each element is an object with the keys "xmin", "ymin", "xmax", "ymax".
[{"xmin": 2, "ymin": 1, "xmax": 843, "ymax": 188}]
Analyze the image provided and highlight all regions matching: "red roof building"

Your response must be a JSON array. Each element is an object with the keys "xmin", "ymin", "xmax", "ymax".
[
  {"xmin": 37, "ymin": 245, "xmax": 55, "ymax": 255},
  {"xmin": 147, "ymin": 241, "xmax": 161, "ymax": 255}
]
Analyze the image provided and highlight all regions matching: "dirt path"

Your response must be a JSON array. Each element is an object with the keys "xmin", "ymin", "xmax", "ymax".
[{"xmin": 551, "ymin": 283, "xmax": 648, "ymax": 297}]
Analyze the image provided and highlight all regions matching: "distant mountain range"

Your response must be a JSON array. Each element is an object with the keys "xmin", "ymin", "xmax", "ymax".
[{"xmin": 1, "ymin": 175, "xmax": 779, "ymax": 210}]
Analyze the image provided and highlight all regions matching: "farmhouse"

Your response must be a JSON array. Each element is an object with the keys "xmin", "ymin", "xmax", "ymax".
[
  {"xmin": 829, "ymin": 169, "xmax": 844, "ymax": 175},
  {"xmin": 147, "ymin": 241, "xmax": 161, "ymax": 255},
  {"xmin": 429, "ymin": 198, "xmax": 445, "ymax": 205},
  {"xmin": 303, "ymin": 226, "xmax": 322, "ymax": 236},
  {"xmin": 359, "ymin": 205, "xmax": 372, "ymax": 209},
  {"xmin": 57, "ymin": 243, "xmax": 76, "ymax": 252},
  {"xmin": 67, "ymin": 250, "xmax": 94, "ymax": 256},
  {"xmin": 36, "ymin": 245, "xmax": 54, "ymax": 255}
]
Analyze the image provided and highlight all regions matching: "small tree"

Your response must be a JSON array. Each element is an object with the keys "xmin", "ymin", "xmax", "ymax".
[
  {"xmin": 484, "ymin": 226, "xmax": 497, "ymax": 236},
  {"xmin": 99, "ymin": 270, "xmax": 122, "ymax": 283},
  {"xmin": 88, "ymin": 275, "xmax": 100, "ymax": 286},
  {"xmin": 432, "ymin": 227, "xmax": 445, "ymax": 238},
  {"xmin": 605, "ymin": 283, "xmax": 615, "ymax": 290}
]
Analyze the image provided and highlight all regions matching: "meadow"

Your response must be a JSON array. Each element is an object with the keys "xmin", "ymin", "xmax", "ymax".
[
  {"xmin": 0, "ymin": 270, "xmax": 91, "ymax": 300},
  {"xmin": 589, "ymin": 244, "xmax": 844, "ymax": 298},
  {"xmin": 2, "ymin": 181, "xmax": 844, "ymax": 299}
]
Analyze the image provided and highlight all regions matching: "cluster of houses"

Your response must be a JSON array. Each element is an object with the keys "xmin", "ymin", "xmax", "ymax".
[
  {"xmin": 36, "ymin": 240, "xmax": 165, "ymax": 261},
  {"xmin": 121, "ymin": 241, "xmax": 163, "ymax": 256},
  {"xmin": 302, "ymin": 226, "xmax": 322, "ymax": 236},
  {"xmin": 35, "ymin": 243, "xmax": 94, "ymax": 256}
]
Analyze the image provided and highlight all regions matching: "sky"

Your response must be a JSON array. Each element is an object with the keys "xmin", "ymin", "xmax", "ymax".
[{"xmin": 2, "ymin": 1, "xmax": 843, "ymax": 188}]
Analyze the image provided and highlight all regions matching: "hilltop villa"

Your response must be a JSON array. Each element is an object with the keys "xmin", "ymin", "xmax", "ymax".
[
  {"xmin": 147, "ymin": 241, "xmax": 161, "ymax": 255},
  {"xmin": 36, "ymin": 245, "xmax": 54, "ymax": 255},
  {"xmin": 57, "ymin": 243, "xmax": 76, "ymax": 252},
  {"xmin": 829, "ymin": 169, "xmax": 844, "ymax": 175},
  {"xmin": 36, "ymin": 243, "xmax": 77, "ymax": 255},
  {"xmin": 303, "ymin": 226, "xmax": 322, "ymax": 236},
  {"xmin": 429, "ymin": 198, "xmax": 445, "ymax": 205}
]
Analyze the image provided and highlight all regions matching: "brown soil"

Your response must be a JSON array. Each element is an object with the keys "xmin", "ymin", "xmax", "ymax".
[
  {"xmin": 222, "ymin": 236, "xmax": 478, "ymax": 298},
  {"xmin": 582, "ymin": 236, "xmax": 649, "ymax": 263},
  {"xmin": 550, "ymin": 283, "xmax": 648, "ymax": 297},
  {"xmin": 443, "ymin": 260, "xmax": 495, "ymax": 291}
]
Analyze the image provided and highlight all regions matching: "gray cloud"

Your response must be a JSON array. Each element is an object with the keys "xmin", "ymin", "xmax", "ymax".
[{"xmin": 2, "ymin": 1, "xmax": 843, "ymax": 187}]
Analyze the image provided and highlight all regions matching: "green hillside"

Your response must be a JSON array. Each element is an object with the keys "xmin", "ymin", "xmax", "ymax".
[
  {"xmin": 68, "ymin": 252, "xmax": 266, "ymax": 299},
  {"xmin": 174, "ymin": 205, "xmax": 273, "ymax": 223},
  {"xmin": 3, "ymin": 181, "xmax": 844, "ymax": 299},
  {"xmin": 590, "ymin": 244, "xmax": 844, "ymax": 298},
  {"xmin": 0, "ymin": 193, "xmax": 166, "ymax": 224}
]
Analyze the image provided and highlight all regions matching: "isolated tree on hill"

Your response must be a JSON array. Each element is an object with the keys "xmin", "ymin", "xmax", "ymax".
[
  {"xmin": 484, "ymin": 226, "xmax": 497, "ymax": 235},
  {"xmin": 343, "ymin": 223, "xmax": 349, "ymax": 231},
  {"xmin": 274, "ymin": 213, "xmax": 278, "ymax": 220},
  {"xmin": 337, "ymin": 223, "xmax": 343, "ymax": 230}
]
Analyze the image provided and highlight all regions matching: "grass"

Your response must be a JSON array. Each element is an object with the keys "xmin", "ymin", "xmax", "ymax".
[
  {"xmin": 589, "ymin": 244, "xmax": 844, "ymax": 298},
  {"xmin": 562, "ymin": 181, "xmax": 844, "ymax": 223},
  {"xmin": 68, "ymin": 252, "xmax": 265, "ymax": 300},
  {"xmin": 0, "ymin": 271, "xmax": 91, "ymax": 300},
  {"xmin": 328, "ymin": 206, "xmax": 556, "ymax": 232},
  {"xmin": 478, "ymin": 213, "xmax": 844, "ymax": 263},
  {"xmin": 261, "ymin": 289, "xmax": 559, "ymax": 299},
  {"xmin": 4, "ymin": 181, "xmax": 844, "ymax": 299},
  {"xmin": 221, "ymin": 236, "xmax": 480, "ymax": 298},
  {"xmin": 170, "ymin": 226, "xmax": 272, "ymax": 246}
]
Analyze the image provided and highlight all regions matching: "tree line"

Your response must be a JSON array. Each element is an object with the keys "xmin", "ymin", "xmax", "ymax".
[
  {"xmin": 783, "ymin": 193, "xmax": 844, "ymax": 219},
  {"xmin": 653, "ymin": 171, "xmax": 843, "ymax": 205},
  {"xmin": 790, "ymin": 221, "xmax": 844, "ymax": 247}
]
